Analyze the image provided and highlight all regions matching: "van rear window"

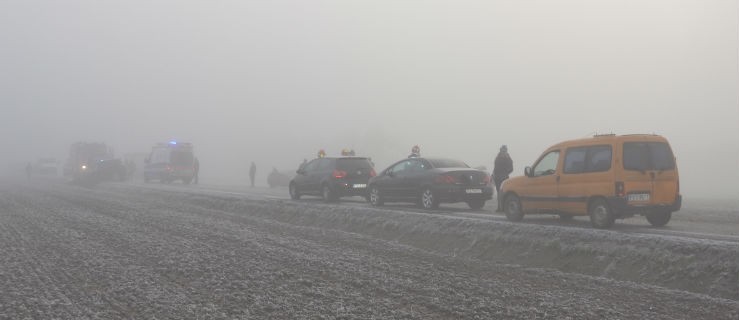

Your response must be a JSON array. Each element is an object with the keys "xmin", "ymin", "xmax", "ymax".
[
  {"xmin": 337, "ymin": 158, "xmax": 373, "ymax": 170},
  {"xmin": 623, "ymin": 142, "xmax": 675, "ymax": 171}
]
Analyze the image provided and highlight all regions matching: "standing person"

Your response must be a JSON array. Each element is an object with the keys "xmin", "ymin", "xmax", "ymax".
[
  {"xmin": 25, "ymin": 162, "xmax": 32, "ymax": 180},
  {"xmin": 193, "ymin": 157, "xmax": 200, "ymax": 184},
  {"xmin": 249, "ymin": 162, "xmax": 256, "ymax": 187},
  {"xmin": 493, "ymin": 145, "xmax": 513, "ymax": 212},
  {"xmin": 408, "ymin": 145, "xmax": 421, "ymax": 158}
]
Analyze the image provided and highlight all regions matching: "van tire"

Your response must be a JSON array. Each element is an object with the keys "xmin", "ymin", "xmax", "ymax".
[
  {"xmin": 646, "ymin": 210, "xmax": 671, "ymax": 227},
  {"xmin": 504, "ymin": 194, "xmax": 524, "ymax": 222},
  {"xmin": 589, "ymin": 199, "xmax": 614, "ymax": 229}
]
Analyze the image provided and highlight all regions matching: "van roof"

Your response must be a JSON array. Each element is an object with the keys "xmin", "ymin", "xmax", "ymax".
[{"xmin": 547, "ymin": 134, "xmax": 669, "ymax": 150}]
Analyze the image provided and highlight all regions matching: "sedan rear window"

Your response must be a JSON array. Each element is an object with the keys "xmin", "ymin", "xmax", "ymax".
[
  {"xmin": 623, "ymin": 142, "xmax": 675, "ymax": 171},
  {"xmin": 337, "ymin": 158, "xmax": 373, "ymax": 170},
  {"xmin": 428, "ymin": 159, "xmax": 469, "ymax": 168}
]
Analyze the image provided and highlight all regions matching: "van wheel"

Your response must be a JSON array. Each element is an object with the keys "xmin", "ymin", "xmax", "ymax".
[
  {"xmin": 420, "ymin": 188, "xmax": 439, "ymax": 210},
  {"xmin": 589, "ymin": 199, "xmax": 614, "ymax": 229},
  {"xmin": 467, "ymin": 199, "xmax": 485, "ymax": 210},
  {"xmin": 504, "ymin": 194, "xmax": 523, "ymax": 222},
  {"xmin": 646, "ymin": 210, "xmax": 671, "ymax": 227},
  {"xmin": 289, "ymin": 182, "xmax": 301, "ymax": 200},
  {"xmin": 322, "ymin": 184, "xmax": 336, "ymax": 202},
  {"xmin": 369, "ymin": 186, "xmax": 384, "ymax": 206}
]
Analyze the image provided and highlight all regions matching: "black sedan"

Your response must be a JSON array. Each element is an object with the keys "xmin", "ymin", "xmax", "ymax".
[{"xmin": 368, "ymin": 158, "xmax": 493, "ymax": 210}]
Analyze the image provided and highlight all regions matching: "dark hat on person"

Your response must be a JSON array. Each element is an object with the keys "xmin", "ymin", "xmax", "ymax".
[{"xmin": 500, "ymin": 145, "xmax": 508, "ymax": 152}]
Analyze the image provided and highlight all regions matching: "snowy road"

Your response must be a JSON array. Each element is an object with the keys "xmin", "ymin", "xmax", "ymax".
[
  {"xmin": 141, "ymin": 181, "xmax": 739, "ymax": 243},
  {"xmin": 0, "ymin": 179, "xmax": 737, "ymax": 319}
]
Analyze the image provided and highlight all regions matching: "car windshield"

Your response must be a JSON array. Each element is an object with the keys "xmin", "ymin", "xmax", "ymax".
[
  {"xmin": 428, "ymin": 159, "xmax": 469, "ymax": 168},
  {"xmin": 337, "ymin": 158, "xmax": 373, "ymax": 170}
]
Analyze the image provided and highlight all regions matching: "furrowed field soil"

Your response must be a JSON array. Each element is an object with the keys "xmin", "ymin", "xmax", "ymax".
[{"xmin": 0, "ymin": 180, "xmax": 737, "ymax": 319}]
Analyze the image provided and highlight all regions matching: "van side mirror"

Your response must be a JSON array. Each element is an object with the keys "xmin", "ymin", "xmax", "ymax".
[
  {"xmin": 524, "ymin": 166, "xmax": 532, "ymax": 177},
  {"xmin": 296, "ymin": 169, "xmax": 304, "ymax": 175}
]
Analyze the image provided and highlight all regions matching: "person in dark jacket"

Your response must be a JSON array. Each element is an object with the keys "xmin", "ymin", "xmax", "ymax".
[
  {"xmin": 249, "ymin": 162, "xmax": 256, "ymax": 187},
  {"xmin": 493, "ymin": 145, "xmax": 513, "ymax": 212}
]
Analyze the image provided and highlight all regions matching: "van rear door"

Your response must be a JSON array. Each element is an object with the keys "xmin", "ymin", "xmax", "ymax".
[
  {"xmin": 648, "ymin": 143, "xmax": 679, "ymax": 205},
  {"xmin": 622, "ymin": 142, "xmax": 678, "ymax": 206}
]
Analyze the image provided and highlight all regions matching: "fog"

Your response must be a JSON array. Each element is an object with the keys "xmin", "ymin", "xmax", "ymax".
[{"xmin": 1, "ymin": 0, "xmax": 737, "ymax": 198}]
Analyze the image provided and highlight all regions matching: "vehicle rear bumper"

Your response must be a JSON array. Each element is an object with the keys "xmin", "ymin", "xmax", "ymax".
[
  {"xmin": 434, "ymin": 185, "xmax": 494, "ymax": 203},
  {"xmin": 607, "ymin": 195, "xmax": 682, "ymax": 217},
  {"xmin": 330, "ymin": 181, "xmax": 370, "ymax": 197}
]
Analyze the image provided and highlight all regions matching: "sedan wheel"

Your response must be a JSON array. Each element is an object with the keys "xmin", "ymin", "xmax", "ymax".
[
  {"xmin": 420, "ymin": 188, "xmax": 439, "ymax": 210},
  {"xmin": 369, "ymin": 186, "xmax": 383, "ymax": 206}
]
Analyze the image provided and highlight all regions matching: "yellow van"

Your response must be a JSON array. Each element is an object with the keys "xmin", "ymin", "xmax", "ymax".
[{"xmin": 499, "ymin": 134, "xmax": 681, "ymax": 228}]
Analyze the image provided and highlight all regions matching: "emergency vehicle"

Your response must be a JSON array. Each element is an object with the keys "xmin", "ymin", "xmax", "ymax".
[{"xmin": 144, "ymin": 141, "xmax": 196, "ymax": 184}]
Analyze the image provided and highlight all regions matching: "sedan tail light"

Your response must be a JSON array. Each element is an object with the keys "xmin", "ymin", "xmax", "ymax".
[
  {"xmin": 435, "ymin": 174, "xmax": 458, "ymax": 184},
  {"xmin": 332, "ymin": 170, "xmax": 347, "ymax": 179},
  {"xmin": 369, "ymin": 168, "xmax": 376, "ymax": 177},
  {"xmin": 482, "ymin": 175, "xmax": 491, "ymax": 185}
]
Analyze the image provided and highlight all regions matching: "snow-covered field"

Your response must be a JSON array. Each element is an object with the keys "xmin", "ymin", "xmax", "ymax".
[{"xmin": 0, "ymin": 179, "xmax": 737, "ymax": 319}]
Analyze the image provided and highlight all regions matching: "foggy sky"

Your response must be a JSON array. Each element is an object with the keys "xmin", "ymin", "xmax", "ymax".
[{"xmin": 1, "ymin": 0, "xmax": 737, "ymax": 197}]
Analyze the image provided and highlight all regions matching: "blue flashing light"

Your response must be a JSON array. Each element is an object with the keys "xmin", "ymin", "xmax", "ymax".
[{"xmin": 169, "ymin": 141, "xmax": 177, "ymax": 145}]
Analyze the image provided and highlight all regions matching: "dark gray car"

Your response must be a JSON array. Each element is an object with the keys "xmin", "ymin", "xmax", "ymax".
[
  {"xmin": 289, "ymin": 157, "xmax": 375, "ymax": 202},
  {"xmin": 368, "ymin": 157, "xmax": 493, "ymax": 210}
]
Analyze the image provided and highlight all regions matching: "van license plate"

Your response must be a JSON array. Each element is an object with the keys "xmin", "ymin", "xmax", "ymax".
[
  {"xmin": 353, "ymin": 184, "xmax": 367, "ymax": 189},
  {"xmin": 628, "ymin": 193, "xmax": 650, "ymax": 202},
  {"xmin": 466, "ymin": 189, "xmax": 483, "ymax": 194}
]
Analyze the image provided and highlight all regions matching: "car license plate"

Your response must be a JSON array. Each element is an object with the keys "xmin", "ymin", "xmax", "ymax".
[
  {"xmin": 353, "ymin": 184, "xmax": 367, "ymax": 189},
  {"xmin": 628, "ymin": 193, "xmax": 650, "ymax": 202},
  {"xmin": 466, "ymin": 189, "xmax": 482, "ymax": 194}
]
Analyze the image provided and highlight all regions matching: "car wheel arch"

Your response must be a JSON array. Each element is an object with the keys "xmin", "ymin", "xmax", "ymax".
[{"xmin": 587, "ymin": 196, "xmax": 609, "ymax": 213}]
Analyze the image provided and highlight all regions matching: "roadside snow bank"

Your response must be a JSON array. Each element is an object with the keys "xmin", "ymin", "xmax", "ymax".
[{"xmin": 187, "ymin": 196, "xmax": 739, "ymax": 301}]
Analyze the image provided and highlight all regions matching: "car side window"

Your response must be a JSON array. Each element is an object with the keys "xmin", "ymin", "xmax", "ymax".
[
  {"xmin": 407, "ymin": 159, "xmax": 427, "ymax": 172},
  {"xmin": 303, "ymin": 159, "xmax": 319, "ymax": 172},
  {"xmin": 389, "ymin": 160, "xmax": 411, "ymax": 176},
  {"xmin": 533, "ymin": 151, "xmax": 560, "ymax": 177},
  {"xmin": 587, "ymin": 146, "xmax": 612, "ymax": 172},
  {"xmin": 564, "ymin": 147, "xmax": 587, "ymax": 174},
  {"xmin": 317, "ymin": 159, "xmax": 333, "ymax": 172}
]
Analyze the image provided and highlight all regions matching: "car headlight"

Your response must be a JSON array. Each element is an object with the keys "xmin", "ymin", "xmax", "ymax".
[{"xmin": 81, "ymin": 165, "xmax": 87, "ymax": 170}]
